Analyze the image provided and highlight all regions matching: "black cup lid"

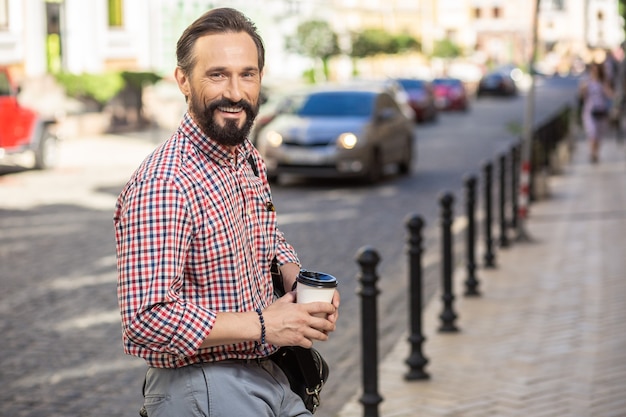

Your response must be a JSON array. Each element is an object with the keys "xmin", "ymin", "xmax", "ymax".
[{"xmin": 297, "ymin": 270, "xmax": 338, "ymax": 288}]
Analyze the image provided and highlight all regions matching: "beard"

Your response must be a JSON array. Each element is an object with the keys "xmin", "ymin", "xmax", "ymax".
[{"xmin": 189, "ymin": 91, "xmax": 259, "ymax": 147}]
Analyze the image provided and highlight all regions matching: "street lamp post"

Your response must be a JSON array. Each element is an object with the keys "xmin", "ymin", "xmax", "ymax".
[{"xmin": 516, "ymin": 0, "xmax": 540, "ymax": 241}]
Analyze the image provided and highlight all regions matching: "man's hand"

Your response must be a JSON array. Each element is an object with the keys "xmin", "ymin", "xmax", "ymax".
[{"xmin": 263, "ymin": 292, "xmax": 338, "ymax": 348}]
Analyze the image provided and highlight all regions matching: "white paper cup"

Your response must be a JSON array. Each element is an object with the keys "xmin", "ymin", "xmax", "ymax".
[{"xmin": 296, "ymin": 271, "xmax": 337, "ymax": 317}]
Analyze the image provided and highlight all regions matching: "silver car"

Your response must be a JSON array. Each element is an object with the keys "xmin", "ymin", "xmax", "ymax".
[{"xmin": 255, "ymin": 84, "xmax": 416, "ymax": 183}]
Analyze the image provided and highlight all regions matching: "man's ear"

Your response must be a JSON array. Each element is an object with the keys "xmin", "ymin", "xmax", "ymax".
[{"xmin": 174, "ymin": 67, "xmax": 191, "ymax": 100}]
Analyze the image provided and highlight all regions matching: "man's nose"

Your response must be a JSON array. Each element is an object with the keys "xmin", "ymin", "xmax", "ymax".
[{"xmin": 223, "ymin": 78, "xmax": 243, "ymax": 102}]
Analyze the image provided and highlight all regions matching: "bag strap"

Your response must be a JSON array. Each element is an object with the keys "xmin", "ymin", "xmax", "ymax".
[{"xmin": 271, "ymin": 257, "xmax": 286, "ymax": 296}]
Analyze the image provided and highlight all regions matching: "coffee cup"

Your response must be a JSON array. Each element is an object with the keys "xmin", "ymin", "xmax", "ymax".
[{"xmin": 296, "ymin": 270, "xmax": 337, "ymax": 317}]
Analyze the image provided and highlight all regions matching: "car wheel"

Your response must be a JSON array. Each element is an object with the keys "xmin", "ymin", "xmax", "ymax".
[
  {"xmin": 365, "ymin": 149, "xmax": 383, "ymax": 184},
  {"xmin": 34, "ymin": 125, "xmax": 59, "ymax": 170},
  {"xmin": 398, "ymin": 137, "xmax": 413, "ymax": 175}
]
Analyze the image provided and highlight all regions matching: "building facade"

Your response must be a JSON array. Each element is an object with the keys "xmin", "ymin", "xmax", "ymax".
[{"xmin": 0, "ymin": 0, "xmax": 623, "ymax": 84}]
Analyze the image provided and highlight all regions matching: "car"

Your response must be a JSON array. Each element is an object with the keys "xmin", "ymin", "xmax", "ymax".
[
  {"xmin": 432, "ymin": 77, "xmax": 469, "ymax": 111},
  {"xmin": 250, "ymin": 89, "xmax": 294, "ymax": 145},
  {"xmin": 393, "ymin": 78, "xmax": 438, "ymax": 123},
  {"xmin": 476, "ymin": 66, "xmax": 521, "ymax": 97},
  {"xmin": 0, "ymin": 66, "xmax": 59, "ymax": 169},
  {"xmin": 255, "ymin": 84, "xmax": 415, "ymax": 184}
]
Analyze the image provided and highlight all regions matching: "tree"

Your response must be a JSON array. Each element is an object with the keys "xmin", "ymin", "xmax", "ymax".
[
  {"xmin": 392, "ymin": 33, "xmax": 421, "ymax": 54},
  {"xmin": 432, "ymin": 38, "xmax": 462, "ymax": 59},
  {"xmin": 349, "ymin": 29, "xmax": 421, "ymax": 76},
  {"xmin": 350, "ymin": 28, "xmax": 395, "ymax": 58},
  {"xmin": 285, "ymin": 20, "xmax": 341, "ymax": 82}
]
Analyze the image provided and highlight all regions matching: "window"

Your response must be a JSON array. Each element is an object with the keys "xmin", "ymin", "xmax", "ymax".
[
  {"xmin": 108, "ymin": 0, "xmax": 123, "ymax": 27},
  {"xmin": 493, "ymin": 6, "xmax": 501, "ymax": 18},
  {"xmin": 473, "ymin": 7, "xmax": 481, "ymax": 19},
  {"xmin": 0, "ymin": 0, "xmax": 8, "ymax": 30},
  {"xmin": 542, "ymin": 0, "xmax": 565, "ymax": 11}
]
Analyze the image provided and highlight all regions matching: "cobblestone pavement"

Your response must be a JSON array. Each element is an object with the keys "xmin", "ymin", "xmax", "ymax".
[
  {"xmin": 0, "ymin": 134, "xmax": 159, "ymax": 417},
  {"xmin": 337, "ymin": 137, "xmax": 626, "ymax": 417}
]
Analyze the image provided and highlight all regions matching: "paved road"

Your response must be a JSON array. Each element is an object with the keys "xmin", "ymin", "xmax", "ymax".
[{"xmin": 0, "ymin": 75, "xmax": 579, "ymax": 417}]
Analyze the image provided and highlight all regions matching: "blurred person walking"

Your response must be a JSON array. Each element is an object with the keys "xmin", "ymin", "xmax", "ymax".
[
  {"xmin": 579, "ymin": 61, "xmax": 614, "ymax": 163},
  {"xmin": 114, "ymin": 8, "xmax": 340, "ymax": 417}
]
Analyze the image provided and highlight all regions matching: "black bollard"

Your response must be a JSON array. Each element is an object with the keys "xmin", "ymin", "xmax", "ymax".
[
  {"xmin": 482, "ymin": 161, "xmax": 497, "ymax": 268},
  {"xmin": 356, "ymin": 246, "xmax": 383, "ymax": 417},
  {"xmin": 463, "ymin": 175, "xmax": 481, "ymax": 296},
  {"xmin": 438, "ymin": 192, "xmax": 459, "ymax": 332},
  {"xmin": 404, "ymin": 215, "xmax": 430, "ymax": 380},
  {"xmin": 510, "ymin": 144, "xmax": 519, "ymax": 229},
  {"xmin": 498, "ymin": 153, "xmax": 510, "ymax": 248}
]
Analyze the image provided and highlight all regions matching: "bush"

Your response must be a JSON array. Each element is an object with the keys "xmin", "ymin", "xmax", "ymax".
[{"xmin": 54, "ymin": 71, "xmax": 125, "ymax": 110}]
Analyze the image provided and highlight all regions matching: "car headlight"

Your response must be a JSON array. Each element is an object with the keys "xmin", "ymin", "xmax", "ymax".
[
  {"xmin": 337, "ymin": 132, "xmax": 358, "ymax": 150},
  {"xmin": 265, "ymin": 131, "xmax": 283, "ymax": 147}
]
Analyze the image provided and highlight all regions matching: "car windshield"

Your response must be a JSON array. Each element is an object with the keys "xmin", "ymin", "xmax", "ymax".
[
  {"xmin": 295, "ymin": 91, "xmax": 376, "ymax": 117},
  {"xmin": 433, "ymin": 79, "xmax": 459, "ymax": 86},
  {"xmin": 0, "ymin": 72, "xmax": 11, "ymax": 96},
  {"xmin": 396, "ymin": 79, "xmax": 424, "ymax": 90}
]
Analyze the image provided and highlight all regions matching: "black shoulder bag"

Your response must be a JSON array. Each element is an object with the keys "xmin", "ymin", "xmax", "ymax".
[{"xmin": 269, "ymin": 259, "xmax": 330, "ymax": 414}]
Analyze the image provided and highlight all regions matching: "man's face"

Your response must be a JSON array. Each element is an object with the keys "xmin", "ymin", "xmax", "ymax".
[{"xmin": 176, "ymin": 32, "xmax": 262, "ymax": 147}]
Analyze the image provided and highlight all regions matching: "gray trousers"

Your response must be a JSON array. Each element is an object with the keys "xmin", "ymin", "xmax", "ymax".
[{"xmin": 142, "ymin": 359, "xmax": 312, "ymax": 417}]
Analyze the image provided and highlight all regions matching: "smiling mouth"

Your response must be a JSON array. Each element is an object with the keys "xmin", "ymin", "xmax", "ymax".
[{"xmin": 218, "ymin": 105, "xmax": 243, "ymax": 114}]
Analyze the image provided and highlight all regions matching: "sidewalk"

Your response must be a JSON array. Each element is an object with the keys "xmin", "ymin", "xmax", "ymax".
[{"xmin": 336, "ymin": 136, "xmax": 626, "ymax": 417}]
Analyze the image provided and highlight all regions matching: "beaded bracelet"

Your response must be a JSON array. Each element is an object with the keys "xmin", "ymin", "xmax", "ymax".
[{"xmin": 255, "ymin": 308, "xmax": 266, "ymax": 345}]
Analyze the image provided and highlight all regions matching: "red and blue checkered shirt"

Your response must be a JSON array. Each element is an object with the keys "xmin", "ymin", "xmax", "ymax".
[{"xmin": 114, "ymin": 113, "xmax": 300, "ymax": 368}]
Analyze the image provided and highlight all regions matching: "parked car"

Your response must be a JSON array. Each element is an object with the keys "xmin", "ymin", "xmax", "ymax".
[
  {"xmin": 255, "ymin": 84, "xmax": 415, "ymax": 183},
  {"xmin": 476, "ymin": 67, "xmax": 520, "ymax": 97},
  {"xmin": 393, "ymin": 78, "xmax": 438, "ymax": 123},
  {"xmin": 250, "ymin": 89, "xmax": 294, "ymax": 145},
  {"xmin": 432, "ymin": 77, "xmax": 469, "ymax": 111},
  {"xmin": 0, "ymin": 66, "xmax": 59, "ymax": 169}
]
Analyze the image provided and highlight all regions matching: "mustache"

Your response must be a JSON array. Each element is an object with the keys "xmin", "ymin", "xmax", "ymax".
[{"xmin": 207, "ymin": 98, "xmax": 256, "ymax": 115}]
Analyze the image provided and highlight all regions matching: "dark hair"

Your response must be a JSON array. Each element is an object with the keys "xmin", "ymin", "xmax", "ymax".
[
  {"xmin": 591, "ymin": 61, "xmax": 606, "ymax": 83},
  {"xmin": 176, "ymin": 8, "xmax": 265, "ymax": 76}
]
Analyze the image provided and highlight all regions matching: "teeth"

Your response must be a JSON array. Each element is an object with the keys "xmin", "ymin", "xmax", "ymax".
[{"xmin": 219, "ymin": 106, "xmax": 242, "ymax": 113}]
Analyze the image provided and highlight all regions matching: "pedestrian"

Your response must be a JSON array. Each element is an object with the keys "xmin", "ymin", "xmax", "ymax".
[
  {"xmin": 579, "ymin": 61, "xmax": 614, "ymax": 163},
  {"xmin": 114, "ymin": 7, "xmax": 340, "ymax": 417}
]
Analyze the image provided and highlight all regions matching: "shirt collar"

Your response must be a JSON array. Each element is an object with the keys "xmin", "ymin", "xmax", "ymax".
[{"xmin": 181, "ymin": 112, "xmax": 252, "ymax": 168}]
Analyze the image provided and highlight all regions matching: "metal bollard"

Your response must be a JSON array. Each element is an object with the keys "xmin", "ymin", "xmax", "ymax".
[
  {"xmin": 356, "ymin": 246, "xmax": 383, "ymax": 417},
  {"xmin": 498, "ymin": 153, "xmax": 510, "ymax": 248},
  {"xmin": 463, "ymin": 175, "xmax": 481, "ymax": 296},
  {"xmin": 404, "ymin": 214, "xmax": 430, "ymax": 380},
  {"xmin": 482, "ymin": 161, "xmax": 497, "ymax": 268},
  {"xmin": 438, "ymin": 192, "xmax": 459, "ymax": 332}
]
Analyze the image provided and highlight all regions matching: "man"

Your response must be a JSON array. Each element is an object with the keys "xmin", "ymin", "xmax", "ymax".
[{"xmin": 114, "ymin": 8, "xmax": 340, "ymax": 416}]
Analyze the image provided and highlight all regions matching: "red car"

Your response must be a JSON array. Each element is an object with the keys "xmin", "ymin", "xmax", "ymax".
[
  {"xmin": 0, "ymin": 66, "xmax": 58, "ymax": 169},
  {"xmin": 432, "ymin": 77, "xmax": 469, "ymax": 111},
  {"xmin": 394, "ymin": 78, "xmax": 438, "ymax": 123}
]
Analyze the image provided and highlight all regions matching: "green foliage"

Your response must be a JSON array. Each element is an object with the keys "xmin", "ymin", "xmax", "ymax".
[
  {"xmin": 432, "ymin": 38, "xmax": 463, "ymax": 58},
  {"xmin": 285, "ymin": 20, "xmax": 341, "ymax": 60},
  {"xmin": 391, "ymin": 33, "xmax": 421, "ymax": 53},
  {"xmin": 120, "ymin": 71, "xmax": 162, "ymax": 89},
  {"xmin": 54, "ymin": 71, "xmax": 125, "ymax": 106},
  {"xmin": 350, "ymin": 29, "xmax": 420, "ymax": 58},
  {"xmin": 350, "ymin": 28, "xmax": 394, "ymax": 58}
]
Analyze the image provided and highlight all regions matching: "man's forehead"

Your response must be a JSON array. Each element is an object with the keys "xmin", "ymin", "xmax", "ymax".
[{"xmin": 194, "ymin": 32, "xmax": 257, "ymax": 62}]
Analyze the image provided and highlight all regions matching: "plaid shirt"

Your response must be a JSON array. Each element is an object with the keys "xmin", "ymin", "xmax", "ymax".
[{"xmin": 114, "ymin": 113, "xmax": 299, "ymax": 368}]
